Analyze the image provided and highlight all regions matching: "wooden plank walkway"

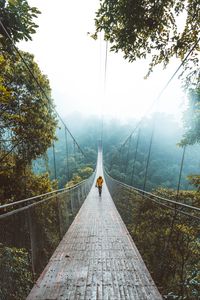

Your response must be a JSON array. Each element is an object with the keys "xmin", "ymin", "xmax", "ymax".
[{"xmin": 27, "ymin": 151, "xmax": 162, "ymax": 300}]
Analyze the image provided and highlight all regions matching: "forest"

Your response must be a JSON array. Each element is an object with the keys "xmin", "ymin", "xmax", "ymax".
[
  {"xmin": 45, "ymin": 112, "xmax": 200, "ymax": 192},
  {"xmin": 0, "ymin": 0, "xmax": 200, "ymax": 299}
]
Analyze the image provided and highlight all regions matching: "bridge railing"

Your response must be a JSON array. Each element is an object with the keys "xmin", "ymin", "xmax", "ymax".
[
  {"xmin": 105, "ymin": 171, "xmax": 200, "ymax": 299},
  {"xmin": 0, "ymin": 172, "xmax": 95, "ymax": 299}
]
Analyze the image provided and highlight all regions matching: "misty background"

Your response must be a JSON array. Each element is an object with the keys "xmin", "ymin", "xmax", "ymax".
[
  {"xmin": 20, "ymin": 0, "xmax": 199, "ymax": 191},
  {"xmin": 32, "ymin": 112, "xmax": 200, "ymax": 192},
  {"xmin": 19, "ymin": 0, "xmax": 187, "ymax": 122}
]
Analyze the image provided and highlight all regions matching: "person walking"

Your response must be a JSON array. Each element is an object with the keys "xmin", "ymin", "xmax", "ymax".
[{"xmin": 96, "ymin": 176, "xmax": 103, "ymax": 196}]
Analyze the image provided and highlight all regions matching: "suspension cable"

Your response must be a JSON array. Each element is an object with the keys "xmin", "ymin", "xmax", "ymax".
[
  {"xmin": 104, "ymin": 35, "xmax": 200, "ymax": 177},
  {"xmin": 105, "ymin": 172, "xmax": 200, "ymax": 216},
  {"xmin": 101, "ymin": 40, "xmax": 109, "ymax": 147},
  {"xmin": 121, "ymin": 36, "xmax": 200, "ymax": 149},
  {"xmin": 64, "ymin": 127, "xmax": 70, "ymax": 181},
  {"xmin": 177, "ymin": 145, "xmax": 186, "ymax": 198},
  {"xmin": 124, "ymin": 134, "xmax": 132, "ymax": 176},
  {"xmin": 104, "ymin": 41, "xmax": 108, "ymax": 96},
  {"xmin": 143, "ymin": 117, "xmax": 156, "ymax": 191},
  {"xmin": 52, "ymin": 142, "xmax": 57, "ymax": 180},
  {"xmin": 0, "ymin": 174, "xmax": 93, "ymax": 211},
  {"xmin": 112, "ymin": 37, "xmax": 200, "ymax": 189},
  {"xmin": 0, "ymin": 177, "xmax": 91, "ymax": 220},
  {"xmin": 73, "ymin": 140, "xmax": 77, "ymax": 173},
  {"xmin": 0, "ymin": 139, "xmax": 22, "ymax": 164},
  {"xmin": 142, "ymin": 193, "xmax": 200, "ymax": 221},
  {"xmin": 0, "ymin": 20, "xmax": 85, "ymax": 159},
  {"xmin": 130, "ymin": 128, "xmax": 141, "ymax": 186}
]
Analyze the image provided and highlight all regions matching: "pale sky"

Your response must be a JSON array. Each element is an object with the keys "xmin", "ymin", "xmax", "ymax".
[{"xmin": 19, "ymin": 0, "xmax": 187, "ymax": 122}]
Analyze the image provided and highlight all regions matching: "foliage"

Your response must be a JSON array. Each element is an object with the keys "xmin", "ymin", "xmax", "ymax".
[
  {"xmin": 0, "ymin": 49, "xmax": 57, "ymax": 206},
  {"xmin": 0, "ymin": 0, "xmax": 40, "ymax": 52},
  {"xmin": 65, "ymin": 166, "xmax": 93, "ymax": 187},
  {"xmin": 187, "ymin": 175, "xmax": 200, "ymax": 192},
  {"xmin": 93, "ymin": 0, "xmax": 200, "ymax": 86},
  {"xmin": 0, "ymin": 161, "xmax": 54, "ymax": 205},
  {"xmin": 66, "ymin": 175, "xmax": 82, "ymax": 187},
  {"xmin": 78, "ymin": 166, "xmax": 94, "ymax": 179},
  {"xmin": 42, "ymin": 118, "xmax": 98, "ymax": 188},
  {"xmin": 0, "ymin": 52, "xmax": 57, "ymax": 163},
  {"xmin": 0, "ymin": 245, "xmax": 33, "ymax": 300},
  {"xmin": 180, "ymin": 87, "xmax": 200, "ymax": 145}
]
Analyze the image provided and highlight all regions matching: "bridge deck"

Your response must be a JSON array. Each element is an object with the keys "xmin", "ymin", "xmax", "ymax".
[{"xmin": 27, "ymin": 152, "xmax": 162, "ymax": 300}]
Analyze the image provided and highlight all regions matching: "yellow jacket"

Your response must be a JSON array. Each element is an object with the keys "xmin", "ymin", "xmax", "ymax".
[{"xmin": 96, "ymin": 177, "xmax": 103, "ymax": 187}]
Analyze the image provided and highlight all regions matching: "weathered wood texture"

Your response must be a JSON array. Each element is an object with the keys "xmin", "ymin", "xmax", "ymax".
[{"xmin": 27, "ymin": 151, "xmax": 162, "ymax": 300}]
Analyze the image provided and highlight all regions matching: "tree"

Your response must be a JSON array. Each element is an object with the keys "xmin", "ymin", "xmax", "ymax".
[
  {"xmin": 0, "ymin": 51, "xmax": 57, "ymax": 203},
  {"xmin": 188, "ymin": 174, "xmax": 200, "ymax": 191},
  {"xmin": 179, "ymin": 87, "xmax": 200, "ymax": 190},
  {"xmin": 65, "ymin": 166, "xmax": 93, "ymax": 187},
  {"xmin": 0, "ymin": 246, "xmax": 33, "ymax": 300},
  {"xmin": 0, "ymin": 0, "xmax": 40, "ymax": 52},
  {"xmin": 181, "ymin": 87, "xmax": 200, "ymax": 145},
  {"xmin": 0, "ymin": 51, "xmax": 57, "ymax": 164},
  {"xmin": 93, "ymin": 0, "xmax": 200, "ymax": 85}
]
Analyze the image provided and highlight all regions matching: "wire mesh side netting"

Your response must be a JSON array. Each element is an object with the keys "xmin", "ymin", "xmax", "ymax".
[
  {"xmin": 105, "ymin": 172, "xmax": 200, "ymax": 300},
  {"xmin": 0, "ymin": 172, "xmax": 95, "ymax": 300}
]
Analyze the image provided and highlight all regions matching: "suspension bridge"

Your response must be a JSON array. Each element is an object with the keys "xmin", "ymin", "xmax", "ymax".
[
  {"xmin": 26, "ymin": 149, "xmax": 162, "ymax": 299},
  {"xmin": 0, "ymin": 10, "xmax": 200, "ymax": 300},
  {"xmin": 0, "ymin": 142, "xmax": 199, "ymax": 299}
]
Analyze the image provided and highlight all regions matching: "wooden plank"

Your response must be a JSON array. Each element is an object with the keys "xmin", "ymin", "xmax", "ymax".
[{"xmin": 26, "ymin": 151, "xmax": 162, "ymax": 300}]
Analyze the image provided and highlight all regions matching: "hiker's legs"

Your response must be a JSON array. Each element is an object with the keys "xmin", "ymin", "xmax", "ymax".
[{"xmin": 98, "ymin": 186, "xmax": 102, "ymax": 196}]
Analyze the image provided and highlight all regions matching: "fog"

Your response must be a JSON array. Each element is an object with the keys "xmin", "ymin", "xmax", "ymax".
[
  {"xmin": 19, "ymin": 0, "xmax": 187, "ymax": 123},
  {"xmin": 48, "ymin": 112, "xmax": 200, "ymax": 191}
]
